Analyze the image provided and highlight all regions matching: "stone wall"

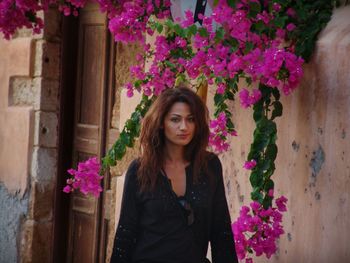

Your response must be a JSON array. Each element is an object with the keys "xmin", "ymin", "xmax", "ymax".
[{"xmin": 0, "ymin": 8, "xmax": 61, "ymax": 263}]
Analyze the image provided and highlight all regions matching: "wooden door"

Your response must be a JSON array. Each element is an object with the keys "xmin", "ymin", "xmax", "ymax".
[{"xmin": 66, "ymin": 3, "xmax": 111, "ymax": 262}]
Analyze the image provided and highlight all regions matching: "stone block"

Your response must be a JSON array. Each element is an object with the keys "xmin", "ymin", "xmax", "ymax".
[
  {"xmin": 33, "ymin": 77, "xmax": 59, "ymax": 111},
  {"xmin": 33, "ymin": 111, "xmax": 58, "ymax": 147},
  {"xmin": 43, "ymin": 7, "xmax": 62, "ymax": 41},
  {"xmin": 34, "ymin": 40, "xmax": 60, "ymax": 79},
  {"xmin": 8, "ymin": 76, "xmax": 37, "ymax": 106},
  {"xmin": 27, "ymin": 182, "xmax": 54, "ymax": 221},
  {"xmin": 20, "ymin": 220, "xmax": 52, "ymax": 263},
  {"xmin": 31, "ymin": 147, "xmax": 57, "ymax": 187}
]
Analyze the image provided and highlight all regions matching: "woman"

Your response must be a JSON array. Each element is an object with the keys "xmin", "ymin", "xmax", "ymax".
[{"xmin": 111, "ymin": 87, "xmax": 238, "ymax": 263}]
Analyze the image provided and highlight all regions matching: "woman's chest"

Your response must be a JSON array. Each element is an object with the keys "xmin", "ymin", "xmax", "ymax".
[{"xmin": 137, "ymin": 178, "xmax": 213, "ymax": 224}]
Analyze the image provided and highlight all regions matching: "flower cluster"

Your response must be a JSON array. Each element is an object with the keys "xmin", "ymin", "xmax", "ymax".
[
  {"xmin": 232, "ymin": 195, "xmax": 288, "ymax": 262},
  {"xmin": 239, "ymin": 88, "xmax": 262, "ymax": 108},
  {"xmin": 209, "ymin": 112, "xmax": 237, "ymax": 153},
  {"xmin": 109, "ymin": 0, "xmax": 171, "ymax": 43},
  {"xmin": 63, "ymin": 157, "xmax": 103, "ymax": 197},
  {"xmin": 0, "ymin": 0, "xmax": 45, "ymax": 39}
]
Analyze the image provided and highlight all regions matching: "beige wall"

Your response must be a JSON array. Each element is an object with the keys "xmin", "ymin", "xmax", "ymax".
[
  {"xmin": 0, "ymin": 38, "xmax": 34, "ymax": 195},
  {"xmin": 221, "ymin": 5, "xmax": 350, "ymax": 263}
]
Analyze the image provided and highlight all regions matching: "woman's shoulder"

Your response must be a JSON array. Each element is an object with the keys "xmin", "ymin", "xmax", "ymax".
[
  {"xmin": 205, "ymin": 151, "xmax": 222, "ymax": 169},
  {"xmin": 124, "ymin": 158, "xmax": 141, "ymax": 181},
  {"xmin": 128, "ymin": 158, "xmax": 141, "ymax": 171}
]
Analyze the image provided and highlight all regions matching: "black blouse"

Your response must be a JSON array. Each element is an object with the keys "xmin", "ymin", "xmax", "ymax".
[{"xmin": 110, "ymin": 154, "xmax": 238, "ymax": 263}]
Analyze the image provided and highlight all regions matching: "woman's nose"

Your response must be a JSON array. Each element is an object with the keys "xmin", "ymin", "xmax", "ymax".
[{"xmin": 179, "ymin": 120, "xmax": 187, "ymax": 130}]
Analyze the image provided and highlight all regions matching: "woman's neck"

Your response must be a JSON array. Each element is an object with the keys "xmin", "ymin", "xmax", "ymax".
[{"xmin": 164, "ymin": 143, "xmax": 186, "ymax": 165}]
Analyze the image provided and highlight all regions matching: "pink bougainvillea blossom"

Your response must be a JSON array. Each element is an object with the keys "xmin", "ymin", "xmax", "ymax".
[
  {"xmin": 63, "ymin": 157, "xmax": 103, "ymax": 197},
  {"xmin": 239, "ymin": 88, "xmax": 262, "ymax": 108},
  {"xmin": 232, "ymin": 196, "xmax": 288, "ymax": 261},
  {"xmin": 209, "ymin": 112, "xmax": 236, "ymax": 153},
  {"xmin": 244, "ymin": 159, "xmax": 257, "ymax": 170}
]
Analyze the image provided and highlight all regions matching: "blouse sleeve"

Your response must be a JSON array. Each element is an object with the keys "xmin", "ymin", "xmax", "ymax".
[
  {"xmin": 210, "ymin": 156, "xmax": 238, "ymax": 263},
  {"xmin": 110, "ymin": 160, "xmax": 140, "ymax": 263}
]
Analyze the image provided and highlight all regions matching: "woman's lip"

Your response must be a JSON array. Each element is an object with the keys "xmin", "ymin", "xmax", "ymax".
[{"xmin": 177, "ymin": 134, "xmax": 189, "ymax": 137}]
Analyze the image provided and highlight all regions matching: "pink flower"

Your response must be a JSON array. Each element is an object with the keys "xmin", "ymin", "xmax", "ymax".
[
  {"xmin": 233, "ymin": 196, "xmax": 287, "ymax": 261},
  {"xmin": 175, "ymin": 36, "xmax": 187, "ymax": 48},
  {"xmin": 216, "ymin": 83, "xmax": 226, "ymax": 94},
  {"xmin": 63, "ymin": 185, "xmax": 72, "ymax": 193},
  {"xmin": 286, "ymin": 8, "xmax": 296, "ymax": 17},
  {"xmin": 275, "ymin": 196, "xmax": 288, "ymax": 212},
  {"xmin": 268, "ymin": 189, "xmax": 274, "ymax": 197},
  {"xmin": 239, "ymin": 88, "xmax": 262, "ymax": 108},
  {"xmin": 272, "ymin": 3, "xmax": 281, "ymax": 12},
  {"xmin": 243, "ymin": 159, "xmax": 257, "ymax": 170},
  {"xmin": 286, "ymin": 23, "xmax": 296, "ymax": 32},
  {"xmin": 181, "ymin": 10, "xmax": 194, "ymax": 27},
  {"xmin": 209, "ymin": 112, "xmax": 234, "ymax": 153},
  {"xmin": 64, "ymin": 157, "xmax": 103, "ymax": 197}
]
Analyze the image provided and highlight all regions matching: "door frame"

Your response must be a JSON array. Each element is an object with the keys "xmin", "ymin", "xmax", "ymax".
[{"xmin": 52, "ymin": 14, "xmax": 79, "ymax": 263}]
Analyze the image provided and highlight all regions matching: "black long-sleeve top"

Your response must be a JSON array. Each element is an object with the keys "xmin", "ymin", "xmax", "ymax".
[{"xmin": 111, "ymin": 154, "xmax": 238, "ymax": 263}]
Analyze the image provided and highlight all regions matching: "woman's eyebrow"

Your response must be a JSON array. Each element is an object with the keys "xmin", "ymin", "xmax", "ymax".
[{"xmin": 169, "ymin": 113, "xmax": 194, "ymax": 117}]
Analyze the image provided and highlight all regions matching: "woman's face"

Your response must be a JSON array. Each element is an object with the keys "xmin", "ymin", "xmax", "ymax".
[{"xmin": 163, "ymin": 102, "xmax": 195, "ymax": 147}]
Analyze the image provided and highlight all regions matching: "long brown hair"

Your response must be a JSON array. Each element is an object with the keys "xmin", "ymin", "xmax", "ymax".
[{"xmin": 138, "ymin": 86, "xmax": 210, "ymax": 192}]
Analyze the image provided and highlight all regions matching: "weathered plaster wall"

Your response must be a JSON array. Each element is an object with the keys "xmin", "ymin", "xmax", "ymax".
[
  {"xmin": 0, "ymin": 183, "xmax": 29, "ymax": 262},
  {"xmin": 0, "ymin": 37, "xmax": 34, "ymax": 195},
  {"xmin": 0, "ymin": 8, "xmax": 61, "ymax": 263},
  {"xmin": 221, "ymin": 5, "xmax": 350, "ymax": 263}
]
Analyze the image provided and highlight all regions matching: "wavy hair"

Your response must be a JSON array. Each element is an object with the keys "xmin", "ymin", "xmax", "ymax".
[{"xmin": 138, "ymin": 86, "xmax": 210, "ymax": 192}]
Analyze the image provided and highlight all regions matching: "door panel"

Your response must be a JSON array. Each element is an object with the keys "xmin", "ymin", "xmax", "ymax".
[{"xmin": 67, "ymin": 3, "xmax": 108, "ymax": 262}]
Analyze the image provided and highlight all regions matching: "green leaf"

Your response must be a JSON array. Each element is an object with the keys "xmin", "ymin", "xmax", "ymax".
[
  {"xmin": 198, "ymin": 27, "xmax": 209, "ymax": 37},
  {"xmin": 214, "ymin": 93, "xmax": 224, "ymax": 106},
  {"xmin": 115, "ymin": 142, "xmax": 126, "ymax": 160},
  {"xmin": 227, "ymin": 0, "xmax": 237, "ymax": 8},
  {"xmin": 273, "ymin": 16, "xmax": 288, "ymax": 28},
  {"xmin": 252, "ymin": 20, "xmax": 266, "ymax": 35},
  {"xmin": 164, "ymin": 60, "xmax": 176, "ymax": 68},
  {"xmin": 134, "ymin": 79, "xmax": 142, "ymax": 89},
  {"xmin": 244, "ymin": 42, "xmax": 254, "ymax": 54},
  {"xmin": 215, "ymin": 27, "xmax": 225, "ymax": 42},
  {"xmin": 253, "ymin": 101, "xmax": 264, "ymax": 122},
  {"xmin": 264, "ymin": 163, "xmax": 276, "ymax": 178},
  {"xmin": 174, "ymin": 24, "xmax": 185, "ymax": 37},
  {"xmin": 271, "ymin": 101, "xmax": 283, "ymax": 120},
  {"xmin": 252, "ymin": 132, "xmax": 270, "ymax": 152},
  {"xmin": 250, "ymin": 171, "xmax": 263, "ymax": 188},
  {"xmin": 186, "ymin": 24, "xmax": 197, "ymax": 37},
  {"xmin": 262, "ymin": 195, "xmax": 273, "ymax": 209},
  {"xmin": 271, "ymin": 88, "xmax": 280, "ymax": 100},
  {"xmin": 248, "ymin": 2, "xmax": 261, "ymax": 18},
  {"xmin": 263, "ymin": 179, "xmax": 274, "ymax": 192},
  {"xmin": 165, "ymin": 19, "xmax": 174, "ymax": 29},
  {"xmin": 251, "ymin": 188, "xmax": 263, "ymax": 203},
  {"xmin": 156, "ymin": 23, "xmax": 163, "ymax": 33},
  {"xmin": 265, "ymin": 144, "xmax": 278, "ymax": 161},
  {"xmin": 25, "ymin": 11, "xmax": 37, "ymax": 23}
]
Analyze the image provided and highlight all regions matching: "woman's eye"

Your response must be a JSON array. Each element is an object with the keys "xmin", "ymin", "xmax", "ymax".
[
  {"xmin": 188, "ymin": 117, "xmax": 195, "ymax": 122},
  {"xmin": 171, "ymin": 118, "xmax": 180, "ymax": 122}
]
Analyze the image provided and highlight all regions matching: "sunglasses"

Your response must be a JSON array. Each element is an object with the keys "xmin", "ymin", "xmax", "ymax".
[
  {"xmin": 161, "ymin": 169, "xmax": 195, "ymax": 226},
  {"xmin": 178, "ymin": 197, "xmax": 195, "ymax": 226}
]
